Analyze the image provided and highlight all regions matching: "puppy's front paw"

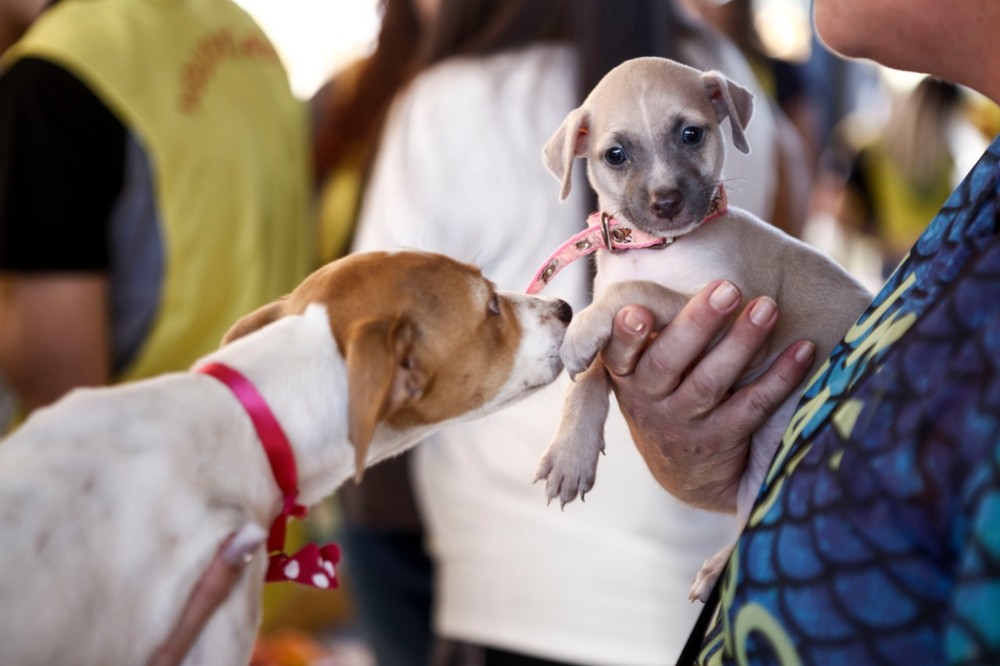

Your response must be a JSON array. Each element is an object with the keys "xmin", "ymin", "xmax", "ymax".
[
  {"xmin": 534, "ymin": 428, "xmax": 605, "ymax": 508},
  {"xmin": 560, "ymin": 308, "xmax": 614, "ymax": 378},
  {"xmin": 689, "ymin": 543, "xmax": 735, "ymax": 603}
]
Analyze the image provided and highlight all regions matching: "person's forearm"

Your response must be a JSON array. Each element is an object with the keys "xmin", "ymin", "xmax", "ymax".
[{"xmin": 0, "ymin": 274, "xmax": 112, "ymax": 412}]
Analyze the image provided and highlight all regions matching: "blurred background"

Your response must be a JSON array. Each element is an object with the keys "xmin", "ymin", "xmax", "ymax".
[
  {"xmin": 232, "ymin": 0, "xmax": 381, "ymax": 101},
  {"xmin": 236, "ymin": 0, "xmax": 999, "ymax": 301},
  {"xmin": 3, "ymin": 0, "xmax": 998, "ymax": 664}
]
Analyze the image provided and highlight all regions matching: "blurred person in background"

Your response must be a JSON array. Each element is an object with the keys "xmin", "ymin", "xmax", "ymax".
[
  {"xmin": 0, "ymin": 0, "xmax": 46, "ymax": 54},
  {"xmin": 0, "ymin": 1, "xmax": 311, "ymax": 658},
  {"xmin": 0, "ymin": 0, "xmax": 49, "ymax": 432},
  {"xmin": 833, "ymin": 76, "xmax": 988, "ymax": 277},
  {"xmin": 314, "ymin": 0, "xmax": 797, "ymax": 664},
  {"xmin": 0, "ymin": 0, "xmax": 310, "ymax": 416}
]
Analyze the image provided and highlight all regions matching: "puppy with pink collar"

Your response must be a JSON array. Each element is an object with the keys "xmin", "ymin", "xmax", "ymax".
[{"xmin": 530, "ymin": 57, "xmax": 871, "ymax": 601}]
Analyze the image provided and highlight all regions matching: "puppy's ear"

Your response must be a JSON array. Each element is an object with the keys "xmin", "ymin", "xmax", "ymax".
[
  {"xmin": 542, "ymin": 107, "xmax": 590, "ymax": 201},
  {"xmin": 345, "ymin": 317, "xmax": 426, "ymax": 483},
  {"xmin": 703, "ymin": 72, "xmax": 754, "ymax": 154},
  {"xmin": 221, "ymin": 299, "xmax": 288, "ymax": 346}
]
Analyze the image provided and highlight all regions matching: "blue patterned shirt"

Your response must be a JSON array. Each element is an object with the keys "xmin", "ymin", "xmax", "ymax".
[{"xmin": 698, "ymin": 136, "xmax": 1000, "ymax": 665}]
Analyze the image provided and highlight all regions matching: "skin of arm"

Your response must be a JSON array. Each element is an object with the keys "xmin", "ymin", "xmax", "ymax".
[
  {"xmin": 146, "ymin": 527, "xmax": 264, "ymax": 666},
  {"xmin": 0, "ymin": 274, "xmax": 111, "ymax": 412}
]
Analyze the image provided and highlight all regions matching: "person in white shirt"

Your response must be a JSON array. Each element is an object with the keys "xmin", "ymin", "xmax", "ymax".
[{"xmin": 350, "ymin": 1, "xmax": 794, "ymax": 663}]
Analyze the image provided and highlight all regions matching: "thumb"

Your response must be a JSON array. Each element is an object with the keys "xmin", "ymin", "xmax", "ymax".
[{"xmin": 602, "ymin": 305, "xmax": 656, "ymax": 377}]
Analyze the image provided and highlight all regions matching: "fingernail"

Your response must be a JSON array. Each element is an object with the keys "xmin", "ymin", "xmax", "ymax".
[
  {"xmin": 709, "ymin": 281, "xmax": 739, "ymax": 311},
  {"xmin": 794, "ymin": 340, "xmax": 816, "ymax": 365},
  {"xmin": 623, "ymin": 309, "xmax": 645, "ymax": 334},
  {"xmin": 223, "ymin": 523, "xmax": 267, "ymax": 566},
  {"xmin": 749, "ymin": 298, "xmax": 776, "ymax": 326}
]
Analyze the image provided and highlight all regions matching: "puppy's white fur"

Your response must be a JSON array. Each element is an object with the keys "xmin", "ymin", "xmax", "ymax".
[
  {"xmin": 0, "ymin": 250, "xmax": 570, "ymax": 665},
  {"xmin": 533, "ymin": 58, "xmax": 872, "ymax": 601}
]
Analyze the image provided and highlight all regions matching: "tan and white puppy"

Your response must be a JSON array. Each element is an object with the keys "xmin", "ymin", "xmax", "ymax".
[
  {"xmin": 0, "ymin": 250, "xmax": 571, "ymax": 665},
  {"xmin": 533, "ymin": 57, "xmax": 871, "ymax": 601}
]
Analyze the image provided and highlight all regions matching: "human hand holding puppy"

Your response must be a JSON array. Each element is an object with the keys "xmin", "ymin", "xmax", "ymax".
[{"xmin": 599, "ymin": 283, "xmax": 817, "ymax": 515}]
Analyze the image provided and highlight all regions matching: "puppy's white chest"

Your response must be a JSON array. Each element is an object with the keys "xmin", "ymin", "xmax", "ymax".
[{"xmin": 593, "ymin": 240, "xmax": 733, "ymax": 295}]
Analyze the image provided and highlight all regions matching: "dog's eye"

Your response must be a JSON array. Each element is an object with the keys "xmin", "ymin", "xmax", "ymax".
[
  {"xmin": 488, "ymin": 293, "xmax": 501, "ymax": 316},
  {"xmin": 681, "ymin": 126, "xmax": 705, "ymax": 145},
  {"xmin": 604, "ymin": 146, "xmax": 627, "ymax": 166}
]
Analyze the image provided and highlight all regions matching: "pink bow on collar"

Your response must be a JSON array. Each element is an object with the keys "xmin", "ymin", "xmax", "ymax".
[{"xmin": 197, "ymin": 362, "xmax": 340, "ymax": 590}]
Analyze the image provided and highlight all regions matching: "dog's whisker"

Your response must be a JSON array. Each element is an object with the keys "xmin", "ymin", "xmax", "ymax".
[{"xmin": 716, "ymin": 177, "xmax": 746, "ymax": 193}]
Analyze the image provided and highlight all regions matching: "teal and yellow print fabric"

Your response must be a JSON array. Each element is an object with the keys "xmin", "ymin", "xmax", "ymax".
[{"xmin": 699, "ymin": 136, "xmax": 1000, "ymax": 665}]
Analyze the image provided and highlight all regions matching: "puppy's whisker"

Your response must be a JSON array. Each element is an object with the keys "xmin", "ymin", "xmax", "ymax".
[
  {"xmin": 716, "ymin": 177, "xmax": 746, "ymax": 193},
  {"xmin": 598, "ymin": 198, "xmax": 628, "ymax": 215},
  {"xmin": 603, "ymin": 202, "xmax": 635, "ymax": 223}
]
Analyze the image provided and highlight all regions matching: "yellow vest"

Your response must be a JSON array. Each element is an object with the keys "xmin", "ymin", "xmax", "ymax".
[
  {"xmin": 862, "ymin": 144, "xmax": 952, "ymax": 259},
  {"xmin": 5, "ymin": 0, "xmax": 312, "ymax": 382}
]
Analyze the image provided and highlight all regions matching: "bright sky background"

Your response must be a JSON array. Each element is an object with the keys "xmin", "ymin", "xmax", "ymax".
[{"xmin": 233, "ymin": 0, "xmax": 381, "ymax": 99}]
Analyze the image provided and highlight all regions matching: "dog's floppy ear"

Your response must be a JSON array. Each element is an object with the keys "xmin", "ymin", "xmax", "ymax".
[
  {"xmin": 345, "ymin": 317, "xmax": 426, "ymax": 483},
  {"xmin": 542, "ymin": 107, "xmax": 590, "ymax": 201},
  {"xmin": 221, "ymin": 299, "xmax": 288, "ymax": 346},
  {"xmin": 702, "ymin": 71, "xmax": 754, "ymax": 154}
]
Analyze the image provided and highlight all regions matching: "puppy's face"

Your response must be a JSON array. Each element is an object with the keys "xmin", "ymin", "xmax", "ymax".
[
  {"xmin": 543, "ymin": 57, "xmax": 753, "ymax": 238},
  {"xmin": 224, "ymin": 251, "xmax": 571, "ymax": 477}
]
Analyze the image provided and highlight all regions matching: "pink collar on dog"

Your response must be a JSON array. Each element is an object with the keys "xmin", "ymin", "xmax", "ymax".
[
  {"xmin": 525, "ymin": 184, "xmax": 728, "ymax": 295},
  {"xmin": 197, "ymin": 362, "xmax": 340, "ymax": 590}
]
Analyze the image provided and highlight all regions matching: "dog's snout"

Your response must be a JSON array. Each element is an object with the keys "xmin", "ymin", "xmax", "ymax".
[
  {"xmin": 651, "ymin": 189, "xmax": 684, "ymax": 220},
  {"xmin": 555, "ymin": 300, "xmax": 573, "ymax": 323}
]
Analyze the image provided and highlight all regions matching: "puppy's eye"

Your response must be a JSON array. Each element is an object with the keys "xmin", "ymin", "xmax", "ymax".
[
  {"xmin": 488, "ymin": 293, "xmax": 501, "ymax": 316},
  {"xmin": 604, "ymin": 146, "xmax": 627, "ymax": 166},
  {"xmin": 681, "ymin": 126, "xmax": 705, "ymax": 145}
]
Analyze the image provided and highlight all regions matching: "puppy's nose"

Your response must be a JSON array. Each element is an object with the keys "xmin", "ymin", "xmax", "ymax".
[
  {"xmin": 651, "ymin": 189, "xmax": 684, "ymax": 219},
  {"xmin": 555, "ymin": 300, "xmax": 573, "ymax": 323}
]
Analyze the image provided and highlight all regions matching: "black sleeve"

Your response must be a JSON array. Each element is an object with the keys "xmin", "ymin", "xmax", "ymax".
[{"xmin": 0, "ymin": 57, "xmax": 125, "ymax": 271}]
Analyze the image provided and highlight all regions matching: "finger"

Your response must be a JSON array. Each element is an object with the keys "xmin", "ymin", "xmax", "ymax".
[
  {"xmin": 724, "ymin": 339, "xmax": 816, "ymax": 434},
  {"xmin": 147, "ymin": 523, "xmax": 266, "ymax": 666},
  {"xmin": 602, "ymin": 305, "xmax": 656, "ymax": 377},
  {"xmin": 627, "ymin": 280, "xmax": 743, "ymax": 400},
  {"xmin": 672, "ymin": 296, "xmax": 779, "ymax": 415}
]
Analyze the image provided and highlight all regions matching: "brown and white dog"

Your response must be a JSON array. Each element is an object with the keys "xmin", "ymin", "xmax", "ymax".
[
  {"xmin": 0, "ymin": 250, "xmax": 571, "ymax": 665},
  {"xmin": 531, "ymin": 57, "xmax": 871, "ymax": 601}
]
